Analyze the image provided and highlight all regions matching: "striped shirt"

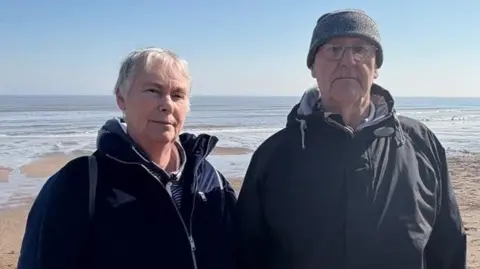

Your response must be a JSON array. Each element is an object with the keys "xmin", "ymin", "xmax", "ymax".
[
  {"xmin": 117, "ymin": 120, "xmax": 186, "ymax": 209},
  {"xmin": 164, "ymin": 141, "xmax": 186, "ymax": 209}
]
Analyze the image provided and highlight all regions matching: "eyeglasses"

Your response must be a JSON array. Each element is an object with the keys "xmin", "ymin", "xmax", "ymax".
[{"xmin": 320, "ymin": 44, "xmax": 377, "ymax": 62}]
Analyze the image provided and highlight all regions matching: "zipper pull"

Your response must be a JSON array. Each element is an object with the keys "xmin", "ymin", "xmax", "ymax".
[
  {"xmin": 189, "ymin": 236, "xmax": 196, "ymax": 252},
  {"xmin": 198, "ymin": 191, "xmax": 207, "ymax": 202}
]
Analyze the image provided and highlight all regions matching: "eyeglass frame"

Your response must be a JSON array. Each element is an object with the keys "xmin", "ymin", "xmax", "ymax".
[{"xmin": 318, "ymin": 44, "xmax": 378, "ymax": 62}]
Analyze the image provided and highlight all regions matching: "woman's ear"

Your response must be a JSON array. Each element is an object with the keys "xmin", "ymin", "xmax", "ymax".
[{"xmin": 116, "ymin": 89, "xmax": 126, "ymax": 111}]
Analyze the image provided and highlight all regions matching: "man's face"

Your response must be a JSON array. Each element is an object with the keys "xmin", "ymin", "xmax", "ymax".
[
  {"xmin": 312, "ymin": 37, "xmax": 378, "ymax": 110},
  {"xmin": 116, "ymin": 61, "xmax": 190, "ymax": 145}
]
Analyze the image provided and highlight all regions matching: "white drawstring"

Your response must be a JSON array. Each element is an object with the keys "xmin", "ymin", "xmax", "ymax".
[{"xmin": 296, "ymin": 118, "xmax": 307, "ymax": 149}]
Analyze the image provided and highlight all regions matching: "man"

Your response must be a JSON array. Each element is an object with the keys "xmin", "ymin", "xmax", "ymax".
[
  {"xmin": 235, "ymin": 9, "xmax": 467, "ymax": 269},
  {"xmin": 18, "ymin": 48, "xmax": 237, "ymax": 269}
]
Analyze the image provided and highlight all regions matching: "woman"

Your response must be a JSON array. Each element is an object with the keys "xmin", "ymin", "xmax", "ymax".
[{"xmin": 18, "ymin": 48, "xmax": 237, "ymax": 269}]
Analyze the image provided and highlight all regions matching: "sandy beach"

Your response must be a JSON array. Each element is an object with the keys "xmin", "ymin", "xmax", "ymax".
[
  {"xmin": 1, "ymin": 154, "xmax": 479, "ymax": 268},
  {"xmin": 0, "ymin": 147, "xmax": 253, "ymax": 183},
  {"xmin": 0, "ymin": 167, "xmax": 12, "ymax": 183}
]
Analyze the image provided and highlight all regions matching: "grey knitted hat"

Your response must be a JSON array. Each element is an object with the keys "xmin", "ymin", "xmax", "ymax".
[{"xmin": 307, "ymin": 9, "xmax": 383, "ymax": 69}]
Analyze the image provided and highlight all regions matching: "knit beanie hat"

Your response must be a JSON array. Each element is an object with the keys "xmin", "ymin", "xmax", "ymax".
[{"xmin": 307, "ymin": 9, "xmax": 383, "ymax": 69}]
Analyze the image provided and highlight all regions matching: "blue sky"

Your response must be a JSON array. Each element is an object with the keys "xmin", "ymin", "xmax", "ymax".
[{"xmin": 1, "ymin": 1, "xmax": 479, "ymax": 97}]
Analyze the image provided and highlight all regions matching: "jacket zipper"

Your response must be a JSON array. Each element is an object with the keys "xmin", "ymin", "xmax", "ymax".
[
  {"xmin": 187, "ymin": 137, "xmax": 216, "ymax": 267},
  {"xmin": 105, "ymin": 154, "xmax": 199, "ymax": 269},
  {"xmin": 325, "ymin": 117, "xmax": 355, "ymax": 137},
  {"xmin": 324, "ymin": 112, "xmax": 395, "ymax": 137}
]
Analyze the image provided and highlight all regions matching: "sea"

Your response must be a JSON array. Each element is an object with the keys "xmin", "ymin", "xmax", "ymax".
[{"xmin": 1, "ymin": 95, "xmax": 480, "ymax": 208}]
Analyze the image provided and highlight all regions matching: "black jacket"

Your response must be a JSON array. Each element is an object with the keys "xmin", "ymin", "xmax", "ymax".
[
  {"xmin": 235, "ymin": 85, "xmax": 467, "ymax": 269},
  {"xmin": 18, "ymin": 118, "xmax": 237, "ymax": 269}
]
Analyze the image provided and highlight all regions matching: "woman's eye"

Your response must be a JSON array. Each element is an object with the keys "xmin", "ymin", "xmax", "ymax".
[
  {"xmin": 145, "ymin": 89, "xmax": 160, "ymax": 94},
  {"xmin": 173, "ymin": 94, "xmax": 185, "ymax": 99}
]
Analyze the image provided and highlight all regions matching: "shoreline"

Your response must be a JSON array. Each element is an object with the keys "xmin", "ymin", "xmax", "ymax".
[
  {"xmin": 0, "ymin": 147, "xmax": 476, "ymax": 182},
  {"xmin": 0, "ymin": 155, "xmax": 479, "ymax": 268},
  {"xmin": 0, "ymin": 146, "xmax": 253, "ymax": 183}
]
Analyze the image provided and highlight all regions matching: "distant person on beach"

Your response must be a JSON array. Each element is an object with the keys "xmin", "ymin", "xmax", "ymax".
[
  {"xmin": 235, "ymin": 9, "xmax": 467, "ymax": 269},
  {"xmin": 17, "ymin": 48, "xmax": 236, "ymax": 269}
]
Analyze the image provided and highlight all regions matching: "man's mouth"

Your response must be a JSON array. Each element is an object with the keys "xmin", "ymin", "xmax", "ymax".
[{"xmin": 333, "ymin": 77, "xmax": 357, "ymax": 82}]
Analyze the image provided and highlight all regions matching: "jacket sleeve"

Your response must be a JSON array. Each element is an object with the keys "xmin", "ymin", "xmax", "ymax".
[
  {"xmin": 17, "ymin": 158, "xmax": 91, "ymax": 269},
  {"xmin": 425, "ymin": 143, "xmax": 467, "ymax": 269},
  {"xmin": 234, "ymin": 149, "xmax": 270, "ymax": 269}
]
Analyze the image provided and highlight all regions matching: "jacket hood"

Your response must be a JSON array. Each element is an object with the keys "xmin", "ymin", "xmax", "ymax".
[
  {"xmin": 96, "ymin": 118, "xmax": 219, "ymax": 176},
  {"xmin": 287, "ymin": 83, "xmax": 395, "ymax": 128},
  {"xmin": 286, "ymin": 83, "xmax": 403, "ymax": 149}
]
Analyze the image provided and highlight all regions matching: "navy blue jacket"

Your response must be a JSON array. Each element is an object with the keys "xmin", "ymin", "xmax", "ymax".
[{"xmin": 18, "ymin": 119, "xmax": 237, "ymax": 269}]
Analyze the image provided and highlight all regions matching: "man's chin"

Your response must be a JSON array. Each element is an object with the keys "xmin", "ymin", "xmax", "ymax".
[{"xmin": 330, "ymin": 88, "xmax": 361, "ymax": 106}]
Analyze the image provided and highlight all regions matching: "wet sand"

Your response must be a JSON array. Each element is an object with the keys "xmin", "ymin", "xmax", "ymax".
[
  {"xmin": 1, "ymin": 146, "xmax": 250, "ymax": 181},
  {"xmin": 1, "ymin": 155, "xmax": 479, "ymax": 268},
  {"xmin": 19, "ymin": 153, "xmax": 83, "ymax": 178},
  {"xmin": 212, "ymin": 146, "xmax": 252, "ymax": 156},
  {"xmin": 0, "ymin": 167, "xmax": 12, "ymax": 182}
]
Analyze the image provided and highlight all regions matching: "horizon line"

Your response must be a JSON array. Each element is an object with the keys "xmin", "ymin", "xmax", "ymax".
[{"xmin": 1, "ymin": 93, "xmax": 480, "ymax": 98}]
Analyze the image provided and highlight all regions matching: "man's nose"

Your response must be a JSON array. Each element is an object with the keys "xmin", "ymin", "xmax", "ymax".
[{"xmin": 340, "ymin": 48, "xmax": 357, "ymax": 66}]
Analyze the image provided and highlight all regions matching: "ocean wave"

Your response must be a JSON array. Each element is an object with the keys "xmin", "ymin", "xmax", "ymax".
[
  {"xmin": 188, "ymin": 127, "xmax": 280, "ymax": 134},
  {"xmin": 419, "ymin": 117, "xmax": 469, "ymax": 122},
  {"xmin": 0, "ymin": 132, "xmax": 97, "ymax": 138},
  {"xmin": 0, "ymin": 126, "xmax": 281, "ymax": 138}
]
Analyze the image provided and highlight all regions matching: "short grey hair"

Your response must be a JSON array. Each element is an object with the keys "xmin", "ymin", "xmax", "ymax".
[{"xmin": 114, "ymin": 47, "xmax": 191, "ymax": 96}]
